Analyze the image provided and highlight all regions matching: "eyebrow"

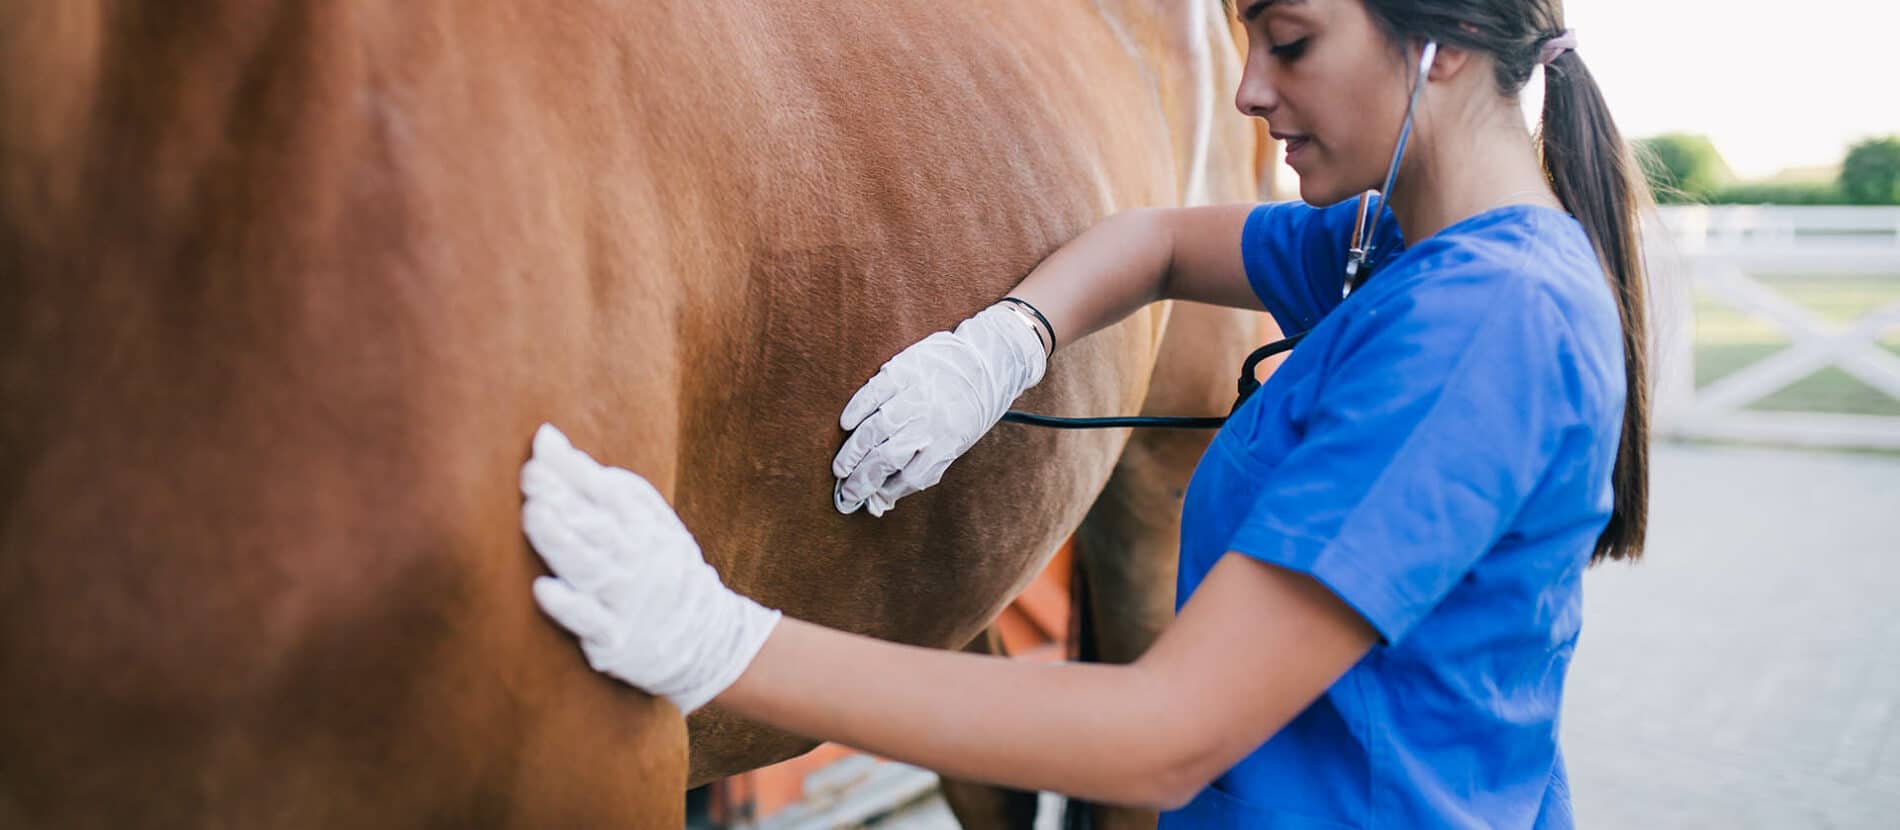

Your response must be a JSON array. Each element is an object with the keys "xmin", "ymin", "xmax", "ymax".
[{"xmin": 1240, "ymin": 0, "xmax": 1304, "ymax": 22}]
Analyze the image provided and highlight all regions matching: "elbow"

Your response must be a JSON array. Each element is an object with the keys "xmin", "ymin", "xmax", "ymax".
[
  {"xmin": 1129, "ymin": 787, "xmax": 1196, "ymax": 814},
  {"xmin": 1101, "ymin": 668, "xmax": 1228, "ymax": 811},
  {"xmin": 1116, "ymin": 735, "xmax": 1223, "ymax": 812},
  {"xmin": 1117, "ymin": 773, "xmax": 1203, "ymax": 813},
  {"xmin": 1133, "ymin": 764, "xmax": 1212, "ymax": 812}
]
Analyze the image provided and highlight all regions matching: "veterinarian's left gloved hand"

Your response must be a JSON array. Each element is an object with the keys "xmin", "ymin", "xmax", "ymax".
[
  {"xmin": 520, "ymin": 424, "xmax": 781, "ymax": 715},
  {"xmin": 832, "ymin": 302, "xmax": 1049, "ymax": 516}
]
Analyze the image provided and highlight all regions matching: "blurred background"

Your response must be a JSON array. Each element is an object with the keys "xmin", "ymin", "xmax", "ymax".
[{"xmin": 706, "ymin": 2, "xmax": 1900, "ymax": 826}]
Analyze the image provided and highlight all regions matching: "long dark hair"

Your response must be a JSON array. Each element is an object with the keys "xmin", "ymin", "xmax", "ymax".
[{"xmin": 1362, "ymin": 0, "xmax": 1650, "ymax": 563}]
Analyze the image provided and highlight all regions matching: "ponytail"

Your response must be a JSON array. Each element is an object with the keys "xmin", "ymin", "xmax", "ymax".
[
  {"xmin": 1538, "ymin": 49, "xmax": 1651, "ymax": 563},
  {"xmin": 1358, "ymin": 0, "xmax": 1653, "ymax": 564}
]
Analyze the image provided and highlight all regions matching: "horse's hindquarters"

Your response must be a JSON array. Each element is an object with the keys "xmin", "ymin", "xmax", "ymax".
[
  {"xmin": 0, "ymin": 372, "xmax": 688, "ymax": 826},
  {"xmin": 0, "ymin": 1, "xmax": 695, "ymax": 821}
]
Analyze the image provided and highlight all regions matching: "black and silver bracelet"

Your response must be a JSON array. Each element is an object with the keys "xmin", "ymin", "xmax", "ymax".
[{"xmin": 997, "ymin": 296, "xmax": 1056, "ymax": 357}]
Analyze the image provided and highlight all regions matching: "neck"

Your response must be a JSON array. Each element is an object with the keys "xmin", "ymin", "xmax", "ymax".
[{"xmin": 1387, "ymin": 102, "xmax": 1562, "ymax": 244}]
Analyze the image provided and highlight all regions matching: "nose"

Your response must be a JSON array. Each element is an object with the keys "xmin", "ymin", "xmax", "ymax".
[{"xmin": 1233, "ymin": 53, "xmax": 1279, "ymax": 119}]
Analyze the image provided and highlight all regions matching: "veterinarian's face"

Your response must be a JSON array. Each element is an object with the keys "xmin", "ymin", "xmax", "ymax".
[{"xmin": 1235, "ymin": 0, "xmax": 1415, "ymax": 206}]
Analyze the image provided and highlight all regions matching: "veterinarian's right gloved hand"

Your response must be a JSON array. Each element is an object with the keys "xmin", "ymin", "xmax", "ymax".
[{"xmin": 832, "ymin": 302, "xmax": 1050, "ymax": 516}]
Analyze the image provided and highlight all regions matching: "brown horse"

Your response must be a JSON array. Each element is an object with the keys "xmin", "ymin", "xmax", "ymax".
[{"xmin": 0, "ymin": 1, "xmax": 1267, "ymax": 826}]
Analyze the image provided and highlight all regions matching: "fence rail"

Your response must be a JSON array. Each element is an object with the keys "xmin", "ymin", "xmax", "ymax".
[{"xmin": 1651, "ymin": 205, "xmax": 1900, "ymax": 450}]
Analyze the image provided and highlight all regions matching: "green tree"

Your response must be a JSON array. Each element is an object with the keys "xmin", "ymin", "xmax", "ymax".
[
  {"xmin": 1709, "ymin": 181, "xmax": 1841, "ymax": 206},
  {"xmin": 1838, "ymin": 137, "xmax": 1900, "ymax": 205},
  {"xmin": 1635, "ymin": 133, "xmax": 1734, "ymax": 203}
]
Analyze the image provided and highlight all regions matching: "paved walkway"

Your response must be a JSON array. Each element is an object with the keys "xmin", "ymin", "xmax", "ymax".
[
  {"xmin": 1561, "ymin": 444, "xmax": 1900, "ymax": 827},
  {"xmin": 868, "ymin": 444, "xmax": 1900, "ymax": 828}
]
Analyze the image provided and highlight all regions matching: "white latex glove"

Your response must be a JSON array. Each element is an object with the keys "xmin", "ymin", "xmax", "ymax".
[
  {"xmin": 520, "ymin": 423, "xmax": 781, "ymax": 715},
  {"xmin": 832, "ymin": 302, "xmax": 1048, "ymax": 516}
]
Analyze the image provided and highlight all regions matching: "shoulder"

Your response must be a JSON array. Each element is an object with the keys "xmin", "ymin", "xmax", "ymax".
[
  {"xmin": 1240, "ymin": 201, "xmax": 1346, "ymax": 274},
  {"xmin": 1331, "ymin": 208, "xmax": 1626, "ymax": 408},
  {"xmin": 1366, "ymin": 206, "xmax": 1617, "ymax": 333},
  {"xmin": 1244, "ymin": 196, "xmax": 1399, "ymax": 252}
]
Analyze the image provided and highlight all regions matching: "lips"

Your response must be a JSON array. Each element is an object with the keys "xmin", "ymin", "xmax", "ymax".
[{"xmin": 1278, "ymin": 134, "xmax": 1312, "ymax": 164}]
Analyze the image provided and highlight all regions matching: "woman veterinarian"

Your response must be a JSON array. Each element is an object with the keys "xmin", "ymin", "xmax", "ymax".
[{"xmin": 517, "ymin": 0, "xmax": 1650, "ymax": 824}]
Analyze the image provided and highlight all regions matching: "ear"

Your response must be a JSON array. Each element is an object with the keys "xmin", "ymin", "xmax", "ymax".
[{"xmin": 1424, "ymin": 42, "xmax": 1475, "ymax": 82}]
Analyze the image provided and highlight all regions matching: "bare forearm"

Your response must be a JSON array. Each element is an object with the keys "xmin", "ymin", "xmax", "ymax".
[
  {"xmin": 1005, "ymin": 209, "xmax": 1175, "ymax": 353},
  {"xmin": 716, "ymin": 617, "xmax": 1201, "ymax": 808},
  {"xmin": 1005, "ymin": 205, "xmax": 1261, "ymax": 350}
]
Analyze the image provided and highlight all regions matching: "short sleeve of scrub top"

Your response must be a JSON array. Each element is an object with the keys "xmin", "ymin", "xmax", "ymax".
[{"xmin": 1240, "ymin": 196, "xmax": 1403, "ymax": 335}]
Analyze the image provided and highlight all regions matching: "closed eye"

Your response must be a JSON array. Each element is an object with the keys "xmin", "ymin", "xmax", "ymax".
[{"xmin": 1269, "ymin": 37, "xmax": 1309, "ymax": 60}]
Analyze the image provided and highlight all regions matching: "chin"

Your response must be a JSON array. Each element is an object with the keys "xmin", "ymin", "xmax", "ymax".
[{"xmin": 1296, "ymin": 176, "xmax": 1359, "ymax": 208}]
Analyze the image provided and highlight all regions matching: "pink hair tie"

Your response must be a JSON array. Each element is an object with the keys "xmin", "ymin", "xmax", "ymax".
[{"xmin": 1538, "ymin": 30, "xmax": 1578, "ymax": 65}]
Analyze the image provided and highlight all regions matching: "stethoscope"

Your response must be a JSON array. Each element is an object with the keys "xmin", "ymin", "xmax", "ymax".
[{"xmin": 1002, "ymin": 41, "xmax": 1438, "ymax": 431}]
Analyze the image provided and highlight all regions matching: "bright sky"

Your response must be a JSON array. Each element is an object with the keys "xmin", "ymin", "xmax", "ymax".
[{"xmin": 1555, "ymin": 0, "xmax": 1899, "ymax": 178}]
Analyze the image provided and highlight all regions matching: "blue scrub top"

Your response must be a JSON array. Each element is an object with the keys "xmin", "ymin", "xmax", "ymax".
[{"xmin": 1158, "ymin": 199, "xmax": 1625, "ymax": 829}]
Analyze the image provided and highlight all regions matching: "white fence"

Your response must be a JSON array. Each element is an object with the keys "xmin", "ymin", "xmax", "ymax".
[{"xmin": 1650, "ymin": 205, "xmax": 1900, "ymax": 450}]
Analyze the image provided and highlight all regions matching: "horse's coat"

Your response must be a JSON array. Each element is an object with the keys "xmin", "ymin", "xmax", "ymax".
[{"xmin": 0, "ymin": 1, "xmax": 1267, "ymax": 825}]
